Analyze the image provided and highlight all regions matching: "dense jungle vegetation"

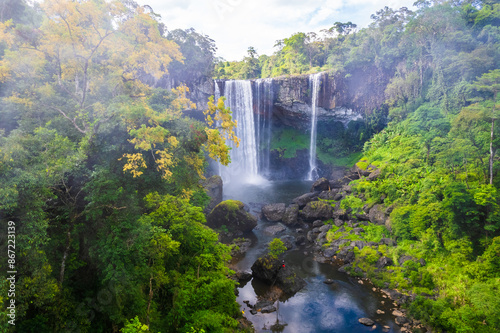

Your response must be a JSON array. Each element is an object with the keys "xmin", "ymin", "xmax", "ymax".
[
  {"xmin": 215, "ymin": 0, "xmax": 500, "ymax": 331},
  {"xmin": 0, "ymin": 0, "xmax": 499, "ymax": 332}
]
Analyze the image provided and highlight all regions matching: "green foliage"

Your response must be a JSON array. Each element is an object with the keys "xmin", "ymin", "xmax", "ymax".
[
  {"xmin": 268, "ymin": 238, "xmax": 287, "ymax": 259},
  {"xmin": 270, "ymin": 127, "xmax": 309, "ymax": 158}
]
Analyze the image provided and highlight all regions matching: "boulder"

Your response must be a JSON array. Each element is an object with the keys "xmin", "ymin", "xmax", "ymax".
[
  {"xmin": 352, "ymin": 227, "xmax": 365, "ymax": 235},
  {"xmin": 262, "ymin": 203, "xmax": 286, "ymax": 222},
  {"xmin": 376, "ymin": 256, "xmax": 394, "ymax": 269},
  {"xmin": 251, "ymin": 255, "xmax": 306, "ymax": 296},
  {"xmin": 206, "ymin": 200, "xmax": 257, "ymax": 233},
  {"xmin": 358, "ymin": 318, "xmax": 375, "ymax": 326},
  {"xmin": 201, "ymin": 175, "xmax": 223, "ymax": 214},
  {"xmin": 292, "ymin": 192, "xmax": 319, "ymax": 208},
  {"xmin": 311, "ymin": 177, "xmax": 330, "ymax": 192},
  {"xmin": 279, "ymin": 235, "xmax": 296, "ymax": 250},
  {"xmin": 319, "ymin": 190, "xmax": 338, "ymax": 200},
  {"xmin": 263, "ymin": 223, "xmax": 287, "ymax": 236},
  {"xmin": 312, "ymin": 220, "xmax": 323, "ymax": 227},
  {"xmin": 323, "ymin": 248, "xmax": 337, "ymax": 258},
  {"xmin": 367, "ymin": 168, "xmax": 381, "ymax": 181},
  {"xmin": 351, "ymin": 240, "xmax": 366, "ymax": 250},
  {"xmin": 380, "ymin": 238, "xmax": 397, "ymax": 247},
  {"xmin": 319, "ymin": 224, "xmax": 332, "ymax": 233},
  {"xmin": 282, "ymin": 204, "xmax": 300, "ymax": 226},
  {"xmin": 300, "ymin": 201, "xmax": 334, "ymax": 222},
  {"xmin": 261, "ymin": 305, "xmax": 277, "ymax": 313},
  {"xmin": 368, "ymin": 204, "xmax": 387, "ymax": 225}
]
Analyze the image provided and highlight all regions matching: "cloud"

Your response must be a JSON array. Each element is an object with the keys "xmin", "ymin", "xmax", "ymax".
[{"xmin": 138, "ymin": 0, "xmax": 416, "ymax": 61}]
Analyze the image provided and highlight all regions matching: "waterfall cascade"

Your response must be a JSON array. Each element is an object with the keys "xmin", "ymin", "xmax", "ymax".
[
  {"xmin": 255, "ymin": 78, "xmax": 273, "ymax": 178},
  {"xmin": 218, "ymin": 80, "xmax": 264, "ymax": 185},
  {"xmin": 307, "ymin": 73, "xmax": 322, "ymax": 180}
]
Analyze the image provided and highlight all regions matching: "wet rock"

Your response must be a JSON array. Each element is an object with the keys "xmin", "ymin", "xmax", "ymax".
[
  {"xmin": 311, "ymin": 177, "xmax": 330, "ymax": 192},
  {"xmin": 395, "ymin": 316, "xmax": 409, "ymax": 326},
  {"xmin": 300, "ymin": 201, "xmax": 334, "ymax": 222},
  {"xmin": 262, "ymin": 203, "xmax": 286, "ymax": 222},
  {"xmin": 234, "ymin": 270, "xmax": 252, "ymax": 282},
  {"xmin": 334, "ymin": 219, "xmax": 344, "ymax": 227},
  {"xmin": 337, "ymin": 248, "xmax": 355, "ymax": 264},
  {"xmin": 230, "ymin": 238, "xmax": 252, "ymax": 256},
  {"xmin": 279, "ymin": 235, "xmax": 296, "ymax": 250},
  {"xmin": 295, "ymin": 228, "xmax": 304, "ymax": 233},
  {"xmin": 355, "ymin": 213, "xmax": 371, "ymax": 221},
  {"xmin": 251, "ymin": 255, "xmax": 306, "ymax": 296},
  {"xmin": 254, "ymin": 300, "xmax": 273, "ymax": 310},
  {"xmin": 333, "ymin": 193, "xmax": 343, "ymax": 201},
  {"xmin": 315, "ymin": 231, "xmax": 328, "ymax": 245},
  {"xmin": 201, "ymin": 175, "xmax": 223, "ymax": 214},
  {"xmin": 206, "ymin": 200, "xmax": 257, "ymax": 233},
  {"xmin": 296, "ymin": 235, "xmax": 306, "ymax": 245},
  {"xmin": 323, "ymin": 279, "xmax": 336, "ymax": 285},
  {"xmin": 282, "ymin": 204, "xmax": 300, "ymax": 226},
  {"xmin": 338, "ymin": 264, "xmax": 351, "ymax": 273},
  {"xmin": 263, "ymin": 223, "xmax": 287, "ymax": 236},
  {"xmin": 261, "ymin": 305, "xmax": 277, "ymax": 313},
  {"xmin": 292, "ymin": 192, "xmax": 319, "ymax": 208},
  {"xmin": 376, "ymin": 309, "xmax": 385, "ymax": 314},
  {"xmin": 323, "ymin": 248, "xmax": 337, "ymax": 258},
  {"xmin": 358, "ymin": 318, "xmax": 375, "ymax": 326},
  {"xmin": 376, "ymin": 256, "xmax": 394, "ymax": 269}
]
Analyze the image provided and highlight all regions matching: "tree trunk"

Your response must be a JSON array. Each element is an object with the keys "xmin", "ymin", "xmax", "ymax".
[
  {"xmin": 146, "ymin": 274, "xmax": 153, "ymax": 329},
  {"xmin": 490, "ymin": 118, "xmax": 495, "ymax": 185}
]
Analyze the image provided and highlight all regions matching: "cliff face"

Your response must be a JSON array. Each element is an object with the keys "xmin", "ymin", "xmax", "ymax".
[{"xmin": 187, "ymin": 69, "xmax": 389, "ymax": 129}]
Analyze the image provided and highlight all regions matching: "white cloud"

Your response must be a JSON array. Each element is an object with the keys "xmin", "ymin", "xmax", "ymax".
[{"xmin": 137, "ymin": 0, "xmax": 416, "ymax": 61}]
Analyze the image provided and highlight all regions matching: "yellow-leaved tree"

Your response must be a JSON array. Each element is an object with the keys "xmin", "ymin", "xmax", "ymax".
[{"xmin": 0, "ymin": 0, "xmax": 182, "ymax": 136}]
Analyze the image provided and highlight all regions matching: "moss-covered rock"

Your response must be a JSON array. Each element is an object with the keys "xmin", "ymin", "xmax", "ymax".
[
  {"xmin": 299, "ymin": 200, "xmax": 334, "ymax": 222},
  {"xmin": 206, "ymin": 200, "xmax": 257, "ymax": 233}
]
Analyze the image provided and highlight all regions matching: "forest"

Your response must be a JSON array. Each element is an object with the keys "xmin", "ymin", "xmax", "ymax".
[{"xmin": 0, "ymin": 0, "xmax": 500, "ymax": 332}]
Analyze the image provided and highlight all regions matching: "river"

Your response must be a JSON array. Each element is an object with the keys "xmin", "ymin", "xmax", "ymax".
[{"xmin": 224, "ymin": 180, "xmax": 401, "ymax": 333}]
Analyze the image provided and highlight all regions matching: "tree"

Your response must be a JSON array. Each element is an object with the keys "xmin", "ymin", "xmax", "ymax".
[
  {"xmin": 268, "ymin": 238, "xmax": 286, "ymax": 259},
  {"xmin": 473, "ymin": 69, "xmax": 500, "ymax": 184}
]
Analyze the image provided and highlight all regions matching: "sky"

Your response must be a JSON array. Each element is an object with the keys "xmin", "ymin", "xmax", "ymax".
[{"xmin": 137, "ymin": 0, "xmax": 417, "ymax": 61}]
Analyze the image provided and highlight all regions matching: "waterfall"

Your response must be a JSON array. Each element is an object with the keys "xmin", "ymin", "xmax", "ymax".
[
  {"xmin": 255, "ymin": 78, "xmax": 273, "ymax": 178},
  {"xmin": 307, "ymin": 73, "xmax": 322, "ymax": 181},
  {"xmin": 218, "ymin": 80, "xmax": 263, "ymax": 185}
]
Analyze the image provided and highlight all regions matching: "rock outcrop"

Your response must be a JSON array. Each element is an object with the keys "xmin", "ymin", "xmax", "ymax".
[
  {"xmin": 251, "ymin": 255, "xmax": 306, "ymax": 296},
  {"xmin": 261, "ymin": 203, "xmax": 286, "ymax": 222},
  {"xmin": 201, "ymin": 175, "xmax": 223, "ymax": 214},
  {"xmin": 206, "ymin": 200, "xmax": 257, "ymax": 233}
]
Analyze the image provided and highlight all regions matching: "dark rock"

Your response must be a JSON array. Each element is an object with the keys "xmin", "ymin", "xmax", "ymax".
[
  {"xmin": 262, "ymin": 203, "xmax": 286, "ymax": 222},
  {"xmin": 323, "ymin": 248, "xmax": 337, "ymax": 258},
  {"xmin": 368, "ymin": 204, "xmax": 387, "ymax": 225},
  {"xmin": 333, "ymin": 193, "xmax": 343, "ymax": 201},
  {"xmin": 337, "ymin": 248, "xmax": 355, "ymax": 264},
  {"xmin": 419, "ymin": 258, "xmax": 427, "ymax": 266},
  {"xmin": 251, "ymin": 255, "xmax": 306, "ymax": 296},
  {"xmin": 367, "ymin": 168, "xmax": 381, "ymax": 181},
  {"xmin": 319, "ymin": 224, "xmax": 332, "ymax": 232},
  {"xmin": 367, "ymin": 241, "xmax": 379, "ymax": 247},
  {"xmin": 351, "ymin": 240, "xmax": 366, "ymax": 250},
  {"xmin": 376, "ymin": 256, "xmax": 394, "ymax": 269},
  {"xmin": 323, "ymin": 279, "xmax": 336, "ymax": 285},
  {"xmin": 206, "ymin": 200, "xmax": 257, "ymax": 233},
  {"xmin": 280, "ymin": 235, "xmax": 295, "ymax": 250},
  {"xmin": 263, "ymin": 223, "xmax": 287, "ymax": 236},
  {"xmin": 306, "ymin": 231, "xmax": 316, "ymax": 242},
  {"xmin": 296, "ymin": 228, "xmax": 304, "ymax": 233},
  {"xmin": 311, "ymin": 177, "xmax": 330, "ymax": 192},
  {"xmin": 352, "ymin": 227, "xmax": 365, "ymax": 235},
  {"xmin": 358, "ymin": 318, "xmax": 375, "ymax": 326},
  {"xmin": 254, "ymin": 300, "xmax": 273, "ymax": 310},
  {"xmin": 201, "ymin": 175, "xmax": 223, "ymax": 214},
  {"xmin": 380, "ymin": 238, "xmax": 397, "ymax": 247},
  {"xmin": 261, "ymin": 305, "xmax": 277, "ymax": 313},
  {"xmin": 312, "ymin": 220, "xmax": 323, "ymax": 227},
  {"xmin": 282, "ymin": 204, "xmax": 300, "ymax": 226},
  {"xmin": 395, "ymin": 316, "xmax": 409, "ymax": 326},
  {"xmin": 300, "ymin": 201, "xmax": 334, "ymax": 222},
  {"xmin": 319, "ymin": 190, "xmax": 338, "ymax": 200},
  {"xmin": 315, "ymin": 231, "xmax": 328, "ymax": 245},
  {"xmin": 292, "ymin": 192, "xmax": 319, "ymax": 208},
  {"xmin": 296, "ymin": 235, "xmax": 306, "ymax": 245},
  {"xmin": 250, "ymin": 309, "xmax": 257, "ymax": 315},
  {"xmin": 235, "ymin": 270, "xmax": 252, "ymax": 282},
  {"xmin": 355, "ymin": 213, "xmax": 371, "ymax": 221},
  {"xmin": 331, "ymin": 238, "xmax": 350, "ymax": 248},
  {"xmin": 338, "ymin": 264, "xmax": 351, "ymax": 273},
  {"xmin": 398, "ymin": 255, "xmax": 414, "ymax": 266},
  {"xmin": 334, "ymin": 219, "xmax": 344, "ymax": 227},
  {"xmin": 230, "ymin": 238, "xmax": 252, "ymax": 256}
]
